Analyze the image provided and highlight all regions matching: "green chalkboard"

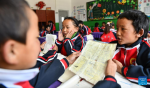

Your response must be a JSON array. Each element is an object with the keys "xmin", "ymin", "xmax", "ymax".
[{"xmin": 86, "ymin": 0, "xmax": 138, "ymax": 21}]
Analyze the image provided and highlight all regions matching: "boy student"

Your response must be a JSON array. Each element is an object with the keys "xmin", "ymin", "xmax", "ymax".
[
  {"xmin": 93, "ymin": 22, "xmax": 104, "ymax": 32},
  {"xmin": 48, "ymin": 21, "xmax": 56, "ymax": 34},
  {"xmin": 0, "ymin": 0, "xmax": 121, "ymax": 88},
  {"xmin": 0, "ymin": 0, "xmax": 81, "ymax": 88},
  {"xmin": 101, "ymin": 22, "xmax": 106, "ymax": 30},
  {"xmin": 78, "ymin": 20, "xmax": 92, "ymax": 36},
  {"xmin": 41, "ymin": 25, "xmax": 50, "ymax": 37},
  {"xmin": 111, "ymin": 10, "xmax": 150, "ymax": 86}
]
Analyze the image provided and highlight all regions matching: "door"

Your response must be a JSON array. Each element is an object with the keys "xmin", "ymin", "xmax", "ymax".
[
  {"xmin": 46, "ymin": 10, "xmax": 55, "ymax": 25},
  {"xmin": 59, "ymin": 10, "xmax": 68, "ymax": 30}
]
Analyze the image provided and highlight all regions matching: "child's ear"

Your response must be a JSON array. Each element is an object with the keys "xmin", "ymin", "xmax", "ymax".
[
  {"xmin": 74, "ymin": 27, "xmax": 79, "ymax": 32},
  {"xmin": 136, "ymin": 29, "xmax": 144, "ymax": 38},
  {"xmin": 3, "ymin": 40, "xmax": 18, "ymax": 65}
]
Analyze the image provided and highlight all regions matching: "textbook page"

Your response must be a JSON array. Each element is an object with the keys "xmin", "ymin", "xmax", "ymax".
[
  {"xmin": 69, "ymin": 40, "xmax": 117, "ymax": 84},
  {"xmin": 42, "ymin": 34, "xmax": 57, "ymax": 54}
]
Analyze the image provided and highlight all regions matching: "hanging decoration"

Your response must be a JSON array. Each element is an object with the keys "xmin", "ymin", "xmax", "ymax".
[
  {"xmin": 144, "ymin": 0, "xmax": 146, "ymax": 3},
  {"xmin": 36, "ymin": 1, "xmax": 46, "ymax": 10}
]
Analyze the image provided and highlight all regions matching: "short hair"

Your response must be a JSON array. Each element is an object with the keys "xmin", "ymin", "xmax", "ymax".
[
  {"xmin": 78, "ymin": 20, "xmax": 83, "ymax": 24},
  {"xmin": 102, "ymin": 22, "xmax": 106, "ymax": 24},
  {"xmin": 46, "ymin": 25, "xmax": 50, "ymax": 29},
  {"xmin": 0, "ymin": 0, "xmax": 29, "ymax": 45},
  {"xmin": 48, "ymin": 20, "xmax": 53, "ymax": 24},
  {"xmin": 118, "ymin": 9, "xmax": 149, "ymax": 38},
  {"xmin": 95, "ymin": 22, "xmax": 99, "ymax": 27}
]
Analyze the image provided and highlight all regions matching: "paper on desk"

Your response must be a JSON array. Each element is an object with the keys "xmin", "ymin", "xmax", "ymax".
[
  {"xmin": 115, "ymin": 72, "xmax": 145, "ymax": 88},
  {"xmin": 69, "ymin": 40, "xmax": 117, "ymax": 84},
  {"xmin": 42, "ymin": 34, "xmax": 57, "ymax": 54},
  {"xmin": 57, "ymin": 75, "xmax": 81, "ymax": 88}
]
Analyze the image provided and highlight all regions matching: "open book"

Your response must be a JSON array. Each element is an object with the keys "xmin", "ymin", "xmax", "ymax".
[
  {"xmin": 39, "ymin": 34, "xmax": 57, "ymax": 56},
  {"xmin": 69, "ymin": 40, "xmax": 117, "ymax": 84}
]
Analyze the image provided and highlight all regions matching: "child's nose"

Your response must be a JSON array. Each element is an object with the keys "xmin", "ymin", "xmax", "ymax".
[{"xmin": 116, "ymin": 29, "xmax": 121, "ymax": 36}]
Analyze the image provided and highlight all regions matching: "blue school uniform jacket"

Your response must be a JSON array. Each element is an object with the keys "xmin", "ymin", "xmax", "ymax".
[
  {"xmin": 55, "ymin": 32, "xmax": 85, "ymax": 56},
  {"xmin": 0, "ymin": 50, "xmax": 121, "ymax": 88},
  {"xmin": 111, "ymin": 38, "xmax": 150, "ymax": 85}
]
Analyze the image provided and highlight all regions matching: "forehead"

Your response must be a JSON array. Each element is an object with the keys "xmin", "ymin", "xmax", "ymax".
[
  {"xmin": 27, "ymin": 7, "xmax": 38, "ymax": 25},
  {"xmin": 63, "ymin": 19, "xmax": 73, "ymax": 25},
  {"xmin": 117, "ymin": 18, "xmax": 133, "ymax": 27}
]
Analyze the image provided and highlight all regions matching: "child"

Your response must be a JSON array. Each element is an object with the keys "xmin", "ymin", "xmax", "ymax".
[
  {"xmin": 0, "ymin": 0, "xmax": 121, "ymax": 88},
  {"xmin": 109, "ymin": 22, "xmax": 116, "ymax": 33},
  {"xmin": 100, "ymin": 22, "xmax": 117, "ymax": 42},
  {"xmin": 0, "ymin": 0, "xmax": 81, "ymax": 88},
  {"xmin": 41, "ymin": 25, "xmax": 50, "ymax": 37},
  {"xmin": 111, "ymin": 10, "xmax": 150, "ymax": 86},
  {"xmin": 55, "ymin": 17, "xmax": 85, "ymax": 56},
  {"xmin": 78, "ymin": 20, "xmax": 92, "ymax": 36},
  {"xmin": 101, "ymin": 22, "xmax": 106, "ymax": 30},
  {"xmin": 39, "ymin": 25, "xmax": 45, "ymax": 36},
  {"xmin": 48, "ymin": 21, "xmax": 56, "ymax": 34},
  {"xmin": 93, "ymin": 22, "xmax": 103, "ymax": 32}
]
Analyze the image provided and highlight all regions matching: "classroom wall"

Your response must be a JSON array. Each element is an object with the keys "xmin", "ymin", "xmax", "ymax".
[
  {"xmin": 138, "ymin": 0, "xmax": 150, "ymax": 16},
  {"xmin": 25, "ymin": 0, "xmax": 71, "ymax": 23}
]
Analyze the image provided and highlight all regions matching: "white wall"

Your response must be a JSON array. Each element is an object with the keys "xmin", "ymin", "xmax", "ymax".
[
  {"xmin": 138, "ymin": 0, "xmax": 150, "ymax": 16},
  {"xmin": 26, "ymin": 0, "xmax": 71, "ymax": 23},
  {"xmin": 71, "ymin": 0, "xmax": 94, "ymax": 21}
]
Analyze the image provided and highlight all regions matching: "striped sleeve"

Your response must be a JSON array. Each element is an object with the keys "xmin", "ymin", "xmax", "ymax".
[{"xmin": 60, "ymin": 58, "xmax": 69, "ymax": 70}]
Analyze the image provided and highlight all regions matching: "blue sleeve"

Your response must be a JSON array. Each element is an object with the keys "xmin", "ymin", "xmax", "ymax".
[{"xmin": 93, "ymin": 75, "xmax": 121, "ymax": 88}]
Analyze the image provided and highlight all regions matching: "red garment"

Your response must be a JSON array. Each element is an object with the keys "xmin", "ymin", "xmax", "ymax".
[
  {"xmin": 86, "ymin": 26, "xmax": 92, "ymax": 34},
  {"xmin": 100, "ymin": 31, "xmax": 116, "ymax": 42},
  {"xmin": 93, "ymin": 27, "xmax": 100, "ymax": 32}
]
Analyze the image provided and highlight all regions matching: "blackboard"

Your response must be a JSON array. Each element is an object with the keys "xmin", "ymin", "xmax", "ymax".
[{"xmin": 86, "ymin": 0, "xmax": 138, "ymax": 21}]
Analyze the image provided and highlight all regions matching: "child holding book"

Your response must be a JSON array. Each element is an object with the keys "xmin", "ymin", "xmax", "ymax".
[{"xmin": 111, "ymin": 10, "xmax": 150, "ymax": 86}]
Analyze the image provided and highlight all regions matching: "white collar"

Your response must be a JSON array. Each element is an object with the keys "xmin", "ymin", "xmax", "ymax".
[{"xmin": 0, "ymin": 68, "xmax": 39, "ymax": 86}]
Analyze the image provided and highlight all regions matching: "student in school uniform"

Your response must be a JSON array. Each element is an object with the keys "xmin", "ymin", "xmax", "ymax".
[
  {"xmin": 109, "ymin": 22, "xmax": 116, "ymax": 33},
  {"xmin": 78, "ymin": 20, "xmax": 92, "ymax": 36},
  {"xmin": 111, "ymin": 10, "xmax": 150, "ymax": 86},
  {"xmin": 55, "ymin": 17, "xmax": 85, "ymax": 56},
  {"xmin": 93, "ymin": 22, "xmax": 103, "ymax": 32},
  {"xmin": 100, "ymin": 22, "xmax": 117, "ymax": 42},
  {"xmin": 39, "ymin": 25, "xmax": 45, "ymax": 36},
  {"xmin": 0, "ymin": 0, "xmax": 81, "ymax": 88},
  {"xmin": 40, "ymin": 25, "xmax": 50, "ymax": 37},
  {"xmin": 48, "ymin": 21, "xmax": 56, "ymax": 34},
  {"xmin": 100, "ymin": 22, "xmax": 106, "ymax": 31}
]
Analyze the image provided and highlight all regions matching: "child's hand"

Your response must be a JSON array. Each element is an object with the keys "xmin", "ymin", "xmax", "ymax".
[
  {"xmin": 112, "ymin": 59, "xmax": 123, "ymax": 74},
  {"xmin": 52, "ymin": 44, "xmax": 58, "ymax": 51},
  {"xmin": 105, "ymin": 59, "xmax": 117, "ymax": 77},
  {"xmin": 66, "ymin": 52, "xmax": 81, "ymax": 64},
  {"xmin": 40, "ymin": 41, "xmax": 46, "ymax": 49},
  {"xmin": 58, "ymin": 30, "xmax": 64, "ymax": 41},
  {"xmin": 66, "ymin": 30, "xmax": 74, "ymax": 39}
]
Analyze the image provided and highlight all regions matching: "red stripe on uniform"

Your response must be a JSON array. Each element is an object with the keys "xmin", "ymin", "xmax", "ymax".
[
  {"xmin": 126, "ymin": 77, "xmax": 138, "ymax": 80},
  {"xmin": 142, "ymin": 40, "xmax": 150, "ymax": 47},
  {"xmin": 124, "ymin": 67, "xmax": 128, "ymax": 77},
  {"xmin": 105, "ymin": 78, "xmax": 116, "ymax": 82},
  {"xmin": 79, "ymin": 35, "xmax": 83, "ymax": 51},
  {"xmin": 15, "ymin": 81, "xmax": 33, "ymax": 88},
  {"xmin": 60, "ymin": 59, "xmax": 68, "ymax": 69},
  {"xmin": 38, "ymin": 56, "xmax": 47, "ymax": 61},
  {"xmin": 57, "ymin": 39, "xmax": 62, "ymax": 44}
]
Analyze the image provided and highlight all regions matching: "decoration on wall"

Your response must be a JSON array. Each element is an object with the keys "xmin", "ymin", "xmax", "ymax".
[
  {"xmin": 148, "ymin": 0, "xmax": 150, "ymax": 2},
  {"xmin": 87, "ymin": 0, "xmax": 137, "ymax": 21},
  {"xmin": 147, "ymin": 3, "xmax": 149, "ymax": 6},
  {"xmin": 144, "ymin": 0, "xmax": 146, "ymax": 3},
  {"xmin": 36, "ymin": 1, "xmax": 46, "ymax": 10}
]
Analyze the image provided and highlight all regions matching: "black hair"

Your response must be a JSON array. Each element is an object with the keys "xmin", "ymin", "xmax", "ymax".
[
  {"xmin": 46, "ymin": 25, "xmax": 50, "ymax": 29},
  {"xmin": 64, "ymin": 17, "xmax": 82, "ymax": 33},
  {"xmin": 0, "ymin": 0, "xmax": 29, "ymax": 45},
  {"xmin": 104, "ymin": 24, "xmax": 110, "ymax": 34},
  {"xmin": 78, "ymin": 20, "xmax": 83, "ymax": 24},
  {"xmin": 48, "ymin": 20, "xmax": 53, "ymax": 24},
  {"xmin": 118, "ymin": 9, "xmax": 149, "ymax": 38},
  {"xmin": 110, "ymin": 22, "xmax": 115, "ymax": 28},
  {"xmin": 102, "ymin": 22, "xmax": 106, "ymax": 24},
  {"xmin": 95, "ymin": 22, "xmax": 99, "ymax": 27}
]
